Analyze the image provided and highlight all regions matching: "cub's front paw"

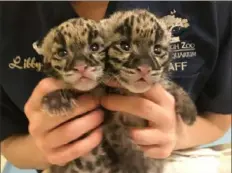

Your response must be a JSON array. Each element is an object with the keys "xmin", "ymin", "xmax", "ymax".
[{"xmin": 41, "ymin": 89, "xmax": 79, "ymax": 116}]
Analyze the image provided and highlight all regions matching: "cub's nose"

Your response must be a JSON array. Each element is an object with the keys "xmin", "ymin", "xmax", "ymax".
[
  {"xmin": 136, "ymin": 65, "xmax": 152, "ymax": 75},
  {"xmin": 74, "ymin": 64, "xmax": 88, "ymax": 73},
  {"xmin": 74, "ymin": 64, "xmax": 96, "ymax": 73}
]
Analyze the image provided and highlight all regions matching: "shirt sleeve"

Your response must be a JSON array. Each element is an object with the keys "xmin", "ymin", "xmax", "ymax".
[
  {"xmin": 195, "ymin": 2, "xmax": 232, "ymax": 115},
  {"xmin": 0, "ymin": 85, "xmax": 29, "ymax": 142}
]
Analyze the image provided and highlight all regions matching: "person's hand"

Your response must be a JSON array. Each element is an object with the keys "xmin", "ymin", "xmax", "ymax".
[
  {"xmin": 101, "ymin": 83, "xmax": 184, "ymax": 159},
  {"xmin": 24, "ymin": 78, "xmax": 103, "ymax": 166}
]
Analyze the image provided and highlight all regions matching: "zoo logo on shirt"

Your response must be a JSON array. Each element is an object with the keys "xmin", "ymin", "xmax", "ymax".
[{"xmin": 161, "ymin": 10, "xmax": 197, "ymax": 72}]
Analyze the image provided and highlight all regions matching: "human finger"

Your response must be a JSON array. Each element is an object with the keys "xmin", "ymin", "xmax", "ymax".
[
  {"xmin": 101, "ymin": 95, "xmax": 170, "ymax": 127},
  {"xmin": 140, "ymin": 144, "xmax": 174, "ymax": 159},
  {"xmin": 43, "ymin": 109, "xmax": 104, "ymax": 149},
  {"xmin": 130, "ymin": 128, "xmax": 171, "ymax": 146},
  {"xmin": 142, "ymin": 83, "xmax": 175, "ymax": 110},
  {"xmin": 46, "ymin": 127, "xmax": 103, "ymax": 166}
]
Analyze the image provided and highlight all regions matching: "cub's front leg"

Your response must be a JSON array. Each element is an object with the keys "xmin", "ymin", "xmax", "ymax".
[{"xmin": 160, "ymin": 80, "xmax": 197, "ymax": 125}]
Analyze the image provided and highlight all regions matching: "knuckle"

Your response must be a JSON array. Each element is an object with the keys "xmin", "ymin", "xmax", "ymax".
[
  {"xmin": 166, "ymin": 90, "xmax": 175, "ymax": 103},
  {"xmin": 168, "ymin": 133, "xmax": 176, "ymax": 142},
  {"xmin": 24, "ymin": 102, "xmax": 31, "ymax": 115},
  {"xmin": 46, "ymin": 153, "xmax": 67, "ymax": 166},
  {"xmin": 169, "ymin": 95, "xmax": 175, "ymax": 106},
  {"xmin": 28, "ymin": 114, "xmax": 43, "ymax": 135},
  {"xmin": 71, "ymin": 147, "xmax": 81, "ymax": 158},
  {"xmin": 92, "ymin": 110, "xmax": 104, "ymax": 121},
  {"xmin": 165, "ymin": 91, "xmax": 176, "ymax": 108},
  {"xmin": 162, "ymin": 109, "xmax": 174, "ymax": 124},
  {"xmin": 92, "ymin": 129, "xmax": 103, "ymax": 145},
  {"xmin": 38, "ymin": 78, "xmax": 55, "ymax": 93},
  {"xmin": 63, "ymin": 125, "xmax": 76, "ymax": 140},
  {"xmin": 34, "ymin": 139, "xmax": 52, "ymax": 157},
  {"xmin": 164, "ymin": 112, "xmax": 172, "ymax": 122},
  {"xmin": 158, "ymin": 149, "xmax": 171, "ymax": 159},
  {"xmin": 39, "ymin": 140, "xmax": 52, "ymax": 152},
  {"xmin": 168, "ymin": 136, "xmax": 177, "ymax": 149},
  {"xmin": 164, "ymin": 135, "xmax": 173, "ymax": 145},
  {"xmin": 28, "ymin": 124, "xmax": 38, "ymax": 136},
  {"xmin": 46, "ymin": 155, "xmax": 58, "ymax": 165},
  {"xmin": 140, "ymin": 100, "xmax": 154, "ymax": 115},
  {"xmin": 67, "ymin": 144, "xmax": 84, "ymax": 160}
]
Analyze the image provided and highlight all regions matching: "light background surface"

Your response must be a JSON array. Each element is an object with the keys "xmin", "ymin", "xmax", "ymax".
[{"xmin": 1, "ymin": 128, "xmax": 231, "ymax": 173}]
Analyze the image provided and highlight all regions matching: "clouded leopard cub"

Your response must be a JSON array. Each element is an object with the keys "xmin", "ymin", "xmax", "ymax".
[
  {"xmin": 33, "ymin": 18, "xmax": 106, "ymax": 116},
  {"xmin": 35, "ymin": 18, "xmax": 116, "ymax": 173},
  {"xmin": 99, "ymin": 9, "xmax": 198, "ymax": 172}
]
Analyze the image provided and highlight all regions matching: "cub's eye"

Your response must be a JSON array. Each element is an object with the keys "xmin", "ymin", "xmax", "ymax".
[
  {"xmin": 90, "ymin": 43, "xmax": 100, "ymax": 51},
  {"xmin": 154, "ymin": 45, "xmax": 162, "ymax": 55},
  {"xmin": 120, "ymin": 41, "xmax": 130, "ymax": 51},
  {"xmin": 57, "ymin": 49, "xmax": 68, "ymax": 57}
]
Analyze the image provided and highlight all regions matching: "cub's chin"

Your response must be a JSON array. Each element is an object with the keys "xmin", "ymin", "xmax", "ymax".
[
  {"xmin": 73, "ymin": 79, "xmax": 99, "ymax": 91},
  {"xmin": 118, "ymin": 79, "xmax": 152, "ymax": 93}
]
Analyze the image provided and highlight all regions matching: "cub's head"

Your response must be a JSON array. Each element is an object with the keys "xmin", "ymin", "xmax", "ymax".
[
  {"xmin": 33, "ymin": 18, "xmax": 106, "ymax": 91},
  {"xmin": 103, "ymin": 9, "xmax": 172, "ymax": 93}
]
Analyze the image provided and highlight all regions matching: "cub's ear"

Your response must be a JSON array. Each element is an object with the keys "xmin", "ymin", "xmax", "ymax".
[{"xmin": 32, "ymin": 40, "xmax": 44, "ymax": 55}]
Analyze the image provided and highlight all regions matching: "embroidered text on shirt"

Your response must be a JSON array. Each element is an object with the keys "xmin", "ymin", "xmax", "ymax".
[{"xmin": 9, "ymin": 56, "xmax": 42, "ymax": 72}]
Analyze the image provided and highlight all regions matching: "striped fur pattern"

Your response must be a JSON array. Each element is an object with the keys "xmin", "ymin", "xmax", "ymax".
[{"xmin": 33, "ymin": 18, "xmax": 106, "ymax": 116}]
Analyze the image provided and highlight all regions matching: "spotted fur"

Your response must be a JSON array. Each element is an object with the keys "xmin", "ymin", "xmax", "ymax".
[
  {"xmin": 40, "ymin": 9, "xmax": 197, "ymax": 173},
  {"xmin": 33, "ymin": 18, "xmax": 106, "ymax": 116},
  {"xmin": 98, "ymin": 9, "xmax": 197, "ymax": 172},
  {"xmin": 103, "ymin": 9, "xmax": 197, "ymax": 122},
  {"xmin": 35, "ymin": 18, "xmax": 115, "ymax": 173}
]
